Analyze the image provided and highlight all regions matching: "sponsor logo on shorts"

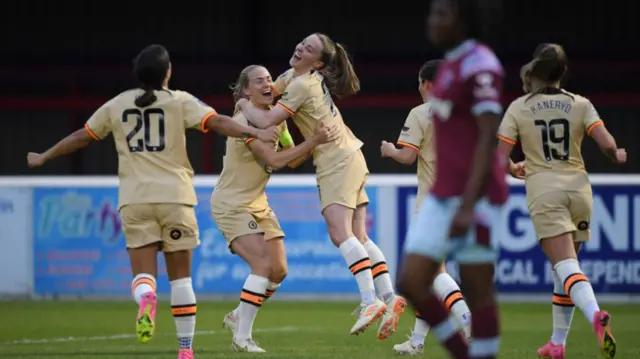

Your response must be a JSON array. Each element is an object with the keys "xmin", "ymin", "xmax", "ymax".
[
  {"xmin": 578, "ymin": 221, "xmax": 589, "ymax": 231},
  {"xmin": 248, "ymin": 221, "xmax": 258, "ymax": 229},
  {"xmin": 170, "ymin": 229, "xmax": 182, "ymax": 240}
]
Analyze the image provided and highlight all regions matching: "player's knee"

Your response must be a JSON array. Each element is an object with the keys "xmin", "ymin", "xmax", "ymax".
[
  {"xmin": 270, "ymin": 265, "xmax": 288, "ymax": 283},
  {"xmin": 249, "ymin": 257, "xmax": 272, "ymax": 277},
  {"xmin": 396, "ymin": 274, "xmax": 416, "ymax": 300}
]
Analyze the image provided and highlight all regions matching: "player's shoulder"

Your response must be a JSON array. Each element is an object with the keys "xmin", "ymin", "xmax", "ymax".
[
  {"xmin": 460, "ymin": 43, "xmax": 503, "ymax": 80},
  {"xmin": 563, "ymin": 90, "xmax": 590, "ymax": 105},
  {"xmin": 410, "ymin": 103, "xmax": 431, "ymax": 119},
  {"xmin": 277, "ymin": 69, "xmax": 294, "ymax": 82}
]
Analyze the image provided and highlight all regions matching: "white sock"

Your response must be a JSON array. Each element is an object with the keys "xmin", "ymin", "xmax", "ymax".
[
  {"xmin": 234, "ymin": 279, "xmax": 280, "ymax": 316},
  {"xmin": 265, "ymin": 281, "xmax": 281, "ymax": 301},
  {"xmin": 363, "ymin": 239, "xmax": 395, "ymax": 302},
  {"xmin": 554, "ymin": 259, "xmax": 599, "ymax": 325},
  {"xmin": 433, "ymin": 272, "xmax": 471, "ymax": 337},
  {"xmin": 412, "ymin": 313, "xmax": 430, "ymax": 345},
  {"xmin": 550, "ymin": 270, "xmax": 575, "ymax": 345},
  {"xmin": 131, "ymin": 273, "xmax": 156, "ymax": 304},
  {"xmin": 237, "ymin": 274, "xmax": 269, "ymax": 341},
  {"xmin": 170, "ymin": 278, "xmax": 196, "ymax": 350},
  {"xmin": 339, "ymin": 237, "xmax": 376, "ymax": 304}
]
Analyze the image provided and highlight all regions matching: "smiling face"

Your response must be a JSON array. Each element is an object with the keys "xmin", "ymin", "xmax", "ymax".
[
  {"xmin": 242, "ymin": 66, "xmax": 274, "ymax": 107},
  {"xmin": 289, "ymin": 34, "xmax": 325, "ymax": 72}
]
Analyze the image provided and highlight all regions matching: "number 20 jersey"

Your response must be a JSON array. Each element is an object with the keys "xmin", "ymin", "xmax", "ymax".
[
  {"xmin": 497, "ymin": 88, "xmax": 604, "ymax": 200},
  {"xmin": 84, "ymin": 89, "xmax": 216, "ymax": 209}
]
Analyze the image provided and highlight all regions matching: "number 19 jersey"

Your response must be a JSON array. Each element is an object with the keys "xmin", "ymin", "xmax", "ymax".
[
  {"xmin": 498, "ymin": 88, "xmax": 604, "ymax": 199},
  {"xmin": 84, "ymin": 89, "xmax": 216, "ymax": 209}
]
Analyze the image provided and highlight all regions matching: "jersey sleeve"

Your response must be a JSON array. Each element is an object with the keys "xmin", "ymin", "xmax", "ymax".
[
  {"xmin": 396, "ymin": 107, "xmax": 424, "ymax": 152},
  {"xmin": 237, "ymin": 113, "xmax": 257, "ymax": 145},
  {"xmin": 583, "ymin": 99, "xmax": 604, "ymax": 136},
  {"xmin": 276, "ymin": 79, "xmax": 309, "ymax": 116},
  {"xmin": 460, "ymin": 49, "xmax": 505, "ymax": 117},
  {"xmin": 497, "ymin": 103, "xmax": 519, "ymax": 145},
  {"xmin": 182, "ymin": 93, "xmax": 218, "ymax": 132},
  {"xmin": 272, "ymin": 70, "xmax": 291, "ymax": 97},
  {"xmin": 84, "ymin": 100, "xmax": 113, "ymax": 140}
]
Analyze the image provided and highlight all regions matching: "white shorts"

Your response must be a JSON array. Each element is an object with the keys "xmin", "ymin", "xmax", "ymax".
[{"xmin": 404, "ymin": 195, "xmax": 502, "ymax": 264}]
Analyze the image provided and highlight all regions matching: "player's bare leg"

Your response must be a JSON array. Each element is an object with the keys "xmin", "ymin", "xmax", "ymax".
[
  {"xmin": 265, "ymin": 237, "xmax": 288, "ymax": 301},
  {"xmin": 397, "ymin": 255, "xmax": 469, "ymax": 359},
  {"xmin": 227, "ymin": 234, "xmax": 271, "ymax": 353},
  {"xmin": 394, "ymin": 262, "xmax": 471, "ymax": 355},
  {"xmin": 324, "ymin": 203, "xmax": 386, "ymax": 335},
  {"xmin": 459, "ymin": 263, "xmax": 500, "ymax": 359},
  {"xmin": 538, "ymin": 241, "xmax": 582, "ymax": 359},
  {"xmin": 541, "ymin": 233, "xmax": 616, "ymax": 359},
  {"xmin": 353, "ymin": 204, "xmax": 406, "ymax": 339},
  {"xmin": 165, "ymin": 249, "xmax": 197, "ymax": 359},
  {"xmin": 128, "ymin": 243, "xmax": 160, "ymax": 345}
]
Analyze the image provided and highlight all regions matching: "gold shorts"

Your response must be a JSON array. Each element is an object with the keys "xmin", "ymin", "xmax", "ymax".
[
  {"xmin": 213, "ymin": 207, "xmax": 284, "ymax": 246},
  {"xmin": 316, "ymin": 150, "xmax": 370, "ymax": 211},
  {"xmin": 119, "ymin": 203, "xmax": 199, "ymax": 252},
  {"xmin": 529, "ymin": 190, "xmax": 593, "ymax": 242}
]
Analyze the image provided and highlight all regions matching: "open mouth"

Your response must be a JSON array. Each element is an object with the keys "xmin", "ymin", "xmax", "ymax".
[
  {"xmin": 292, "ymin": 53, "xmax": 302, "ymax": 61},
  {"xmin": 261, "ymin": 90, "xmax": 273, "ymax": 98}
]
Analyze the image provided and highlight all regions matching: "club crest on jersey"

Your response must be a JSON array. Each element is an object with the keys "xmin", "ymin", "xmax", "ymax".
[
  {"xmin": 430, "ymin": 97, "xmax": 453, "ymax": 121},
  {"xmin": 473, "ymin": 73, "xmax": 498, "ymax": 99},
  {"xmin": 248, "ymin": 221, "xmax": 258, "ymax": 229},
  {"xmin": 170, "ymin": 229, "xmax": 182, "ymax": 240}
]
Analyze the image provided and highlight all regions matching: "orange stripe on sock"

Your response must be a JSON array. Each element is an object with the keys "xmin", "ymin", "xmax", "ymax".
[
  {"xmin": 371, "ymin": 262, "xmax": 389, "ymax": 278},
  {"xmin": 563, "ymin": 273, "xmax": 589, "ymax": 295},
  {"xmin": 349, "ymin": 258, "xmax": 372, "ymax": 275},
  {"xmin": 131, "ymin": 278, "xmax": 156, "ymax": 296},
  {"xmin": 444, "ymin": 291, "xmax": 464, "ymax": 311},
  {"xmin": 171, "ymin": 304, "xmax": 197, "ymax": 317},
  {"xmin": 552, "ymin": 294, "xmax": 574, "ymax": 307},
  {"xmin": 265, "ymin": 289, "xmax": 276, "ymax": 298},
  {"xmin": 240, "ymin": 289, "xmax": 265, "ymax": 307}
]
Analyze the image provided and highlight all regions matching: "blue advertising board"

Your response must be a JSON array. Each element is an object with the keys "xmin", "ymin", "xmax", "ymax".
[
  {"xmin": 33, "ymin": 186, "xmax": 378, "ymax": 296},
  {"xmin": 397, "ymin": 184, "xmax": 640, "ymax": 294}
]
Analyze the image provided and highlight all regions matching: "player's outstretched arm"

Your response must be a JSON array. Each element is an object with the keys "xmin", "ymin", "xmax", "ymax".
[
  {"xmin": 589, "ymin": 125, "xmax": 627, "ymax": 164},
  {"xmin": 204, "ymin": 113, "xmax": 279, "ymax": 143},
  {"xmin": 380, "ymin": 141, "xmax": 418, "ymax": 165},
  {"xmin": 248, "ymin": 122, "xmax": 338, "ymax": 170},
  {"xmin": 236, "ymin": 98, "xmax": 290, "ymax": 129},
  {"xmin": 27, "ymin": 128, "xmax": 93, "ymax": 168}
]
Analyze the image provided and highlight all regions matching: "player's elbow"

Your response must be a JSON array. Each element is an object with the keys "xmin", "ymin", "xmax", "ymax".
[
  {"xmin": 73, "ymin": 128, "xmax": 93, "ymax": 146},
  {"xmin": 267, "ymin": 155, "xmax": 288, "ymax": 170}
]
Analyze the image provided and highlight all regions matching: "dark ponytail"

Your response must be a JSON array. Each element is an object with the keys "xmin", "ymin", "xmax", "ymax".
[
  {"xmin": 315, "ymin": 33, "xmax": 360, "ymax": 99},
  {"xmin": 526, "ymin": 43, "xmax": 570, "ymax": 101},
  {"xmin": 132, "ymin": 44, "xmax": 171, "ymax": 108}
]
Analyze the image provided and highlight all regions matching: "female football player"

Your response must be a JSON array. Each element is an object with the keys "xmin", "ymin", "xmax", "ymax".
[{"xmin": 498, "ymin": 44, "xmax": 624, "ymax": 359}]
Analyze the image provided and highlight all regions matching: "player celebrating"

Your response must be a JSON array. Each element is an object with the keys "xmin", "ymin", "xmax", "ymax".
[
  {"xmin": 212, "ymin": 65, "xmax": 337, "ymax": 352},
  {"xmin": 26, "ymin": 45, "xmax": 278, "ymax": 359},
  {"xmin": 397, "ymin": 1, "xmax": 508, "ymax": 359},
  {"xmin": 498, "ymin": 44, "xmax": 623, "ymax": 359},
  {"xmin": 236, "ymin": 33, "xmax": 407, "ymax": 338},
  {"xmin": 381, "ymin": 59, "xmax": 473, "ymax": 356}
]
